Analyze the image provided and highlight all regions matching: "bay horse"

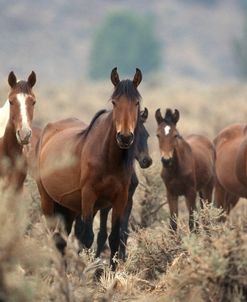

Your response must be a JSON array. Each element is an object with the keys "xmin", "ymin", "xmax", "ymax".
[
  {"xmin": 214, "ymin": 124, "xmax": 247, "ymax": 215},
  {"xmin": 155, "ymin": 108, "xmax": 215, "ymax": 231},
  {"xmin": 94, "ymin": 107, "xmax": 152, "ymax": 261},
  {"xmin": 37, "ymin": 68, "xmax": 142, "ymax": 269},
  {"xmin": 0, "ymin": 71, "xmax": 36, "ymax": 191}
]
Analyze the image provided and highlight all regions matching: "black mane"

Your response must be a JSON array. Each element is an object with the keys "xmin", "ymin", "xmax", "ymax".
[
  {"xmin": 83, "ymin": 109, "xmax": 107, "ymax": 136},
  {"xmin": 111, "ymin": 79, "xmax": 141, "ymax": 101}
]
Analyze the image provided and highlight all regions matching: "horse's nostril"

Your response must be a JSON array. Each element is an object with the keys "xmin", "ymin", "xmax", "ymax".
[
  {"xmin": 117, "ymin": 132, "xmax": 134, "ymax": 146},
  {"xmin": 141, "ymin": 157, "xmax": 152, "ymax": 168},
  {"xmin": 27, "ymin": 130, "xmax": 32, "ymax": 139}
]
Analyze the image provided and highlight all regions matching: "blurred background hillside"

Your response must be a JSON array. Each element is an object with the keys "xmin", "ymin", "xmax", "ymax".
[
  {"xmin": 1, "ymin": 0, "xmax": 247, "ymax": 145},
  {"xmin": 0, "ymin": 0, "xmax": 247, "ymax": 82}
]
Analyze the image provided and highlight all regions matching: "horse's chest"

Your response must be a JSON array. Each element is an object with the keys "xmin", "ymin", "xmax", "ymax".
[
  {"xmin": 94, "ymin": 174, "xmax": 126, "ymax": 197},
  {"xmin": 163, "ymin": 171, "xmax": 194, "ymax": 196},
  {"xmin": 165, "ymin": 179, "xmax": 187, "ymax": 196}
]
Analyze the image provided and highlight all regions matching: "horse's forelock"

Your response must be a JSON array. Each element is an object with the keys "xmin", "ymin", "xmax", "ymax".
[
  {"xmin": 111, "ymin": 79, "xmax": 141, "ymax": 102},
  {"xmin": 9, "ymin": 81, "xmax": 33, "ymax": 96},
  {"xmin": 164, "ymin": 109, "xmax": 174, "ymax": 125}
]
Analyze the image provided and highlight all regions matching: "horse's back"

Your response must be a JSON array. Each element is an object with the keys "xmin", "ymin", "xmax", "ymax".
[
  {"xmin": 186, "ymin": 134, "xmax": 215, "ymax": 189},
  {"xmin": 214, "ymin": 124, "xmax": 244, "ymax": 148},
  {"xmin": 214, "ymin": 124, "xmax": 247, "ymax": 197},
  {"xmin": 41, "ymin": 118, "xmax": 86, "ymax": 148}
]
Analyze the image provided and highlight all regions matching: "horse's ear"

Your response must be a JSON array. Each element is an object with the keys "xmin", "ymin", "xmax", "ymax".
[
  {"xmin": 111, "ymin": 67, "xmax": 120, "ymax": 86},
  {"xmin": 173, "ymin": 109, "xmax": 180, "ymax": 124},
  {"xmin": 8, "ymin": 71, "xmax": 17, "ymax": 88},
  {"xmin": 155, "ymin": 108, "xmax": 163, "ymax": 125},
  {"xmin": 140, "ymin": 107, "xmax": 148, "ymax": 122},
  {"xmin": 28, "ymin": 71, "xmax": 36, "ymax": 88},
  {"xmin": 133, "ymin": 68, "xmax": 142, "ymax": 88}
]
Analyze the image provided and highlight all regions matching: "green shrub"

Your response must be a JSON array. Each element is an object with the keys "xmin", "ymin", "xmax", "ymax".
[{"xmin": 88, "ymin": 11, "xmax": 162, "ymax": 79}]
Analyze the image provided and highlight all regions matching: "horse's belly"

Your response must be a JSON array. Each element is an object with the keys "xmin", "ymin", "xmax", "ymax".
[
  {"xmin": 59, "ymin": 190, "xmax": 81, "ymax": 213},
  {"xmin": 39, "ymin": 134, "xmax": 81, "ymax": 204}
]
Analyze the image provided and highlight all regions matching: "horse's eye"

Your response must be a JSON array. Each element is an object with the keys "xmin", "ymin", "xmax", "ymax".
[
  {"xmin": 32, "ymin": 100, "xmax": 36, "ymax": 106},
  {"xmin": 112, "ymin": 100, "xmax": 116, "ymax": 106},
  {"xmin": 9, "ymin": 100, "xmax": 13, "ymax": 105},
  {"xmin": 156, "ymin": 134, "xmax": 160, "ymax": 138}
]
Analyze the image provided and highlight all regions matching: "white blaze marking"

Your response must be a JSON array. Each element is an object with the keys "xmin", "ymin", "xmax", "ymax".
[
  {"xmin": 164, "ymin": 125, "xmax": 171, "ymax": 135},
  {"xmin": 17, "ymin": 93, "xmax": 29, "ymax": 129}
]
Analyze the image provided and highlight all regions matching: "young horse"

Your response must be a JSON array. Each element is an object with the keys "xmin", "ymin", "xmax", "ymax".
[
  {"xmin": 214, "ymin": 124, "xmax": 247, "ymax": 215},
  {"xmin": 0, "ymin": 71, "xmax": 36, "ymax": 191},
  {"xmin": 155, "ymin": 108, "xmax": 215, "ymax": 231},
  {"xmin": 37, "ymin": 68, "xmax": 142, "ymax": 269},
  {"xmin": 95, "ymin": 107, "xmax": 152, "ymax": 261}
]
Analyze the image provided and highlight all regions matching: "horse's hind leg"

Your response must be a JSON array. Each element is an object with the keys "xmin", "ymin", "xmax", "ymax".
[
  {"xmin": 96, "ymin": 207, "xmax": 111, "ymax": 258},
  {"xmin": 37, "ymin": 181, "xmax": 67, "ymax": 255},
  {"xmin": 225, "ymin": 193, "xmax": 239, "ymax": 215},
  {"xmin": 54, "ymin": 203, "xmax": 75, "ymax": 235},
  {"xmin": 199, "ymin": 178, "xmax": 214, "ymax": 208}
]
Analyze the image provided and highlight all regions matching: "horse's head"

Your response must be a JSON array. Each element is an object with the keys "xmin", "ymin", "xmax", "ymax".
[
  {"xmin": 135, "ymin": 107, "xmax": 152, "ymax": 168},
  {"xmin": 8, "ymin": 71, "xmax": 36, "ymax": 145},
  {"xmin": 155, "ymin": 108, "xmax": 180, "ymax": 167},
  {"xmin": 111, "ymin": 67, "xmax": 142, "ymax": 149}
]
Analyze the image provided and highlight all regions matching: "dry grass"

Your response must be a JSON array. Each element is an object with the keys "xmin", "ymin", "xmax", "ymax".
[{"xmin": 0, "ymin": 80, "xmax": 247, "ymax": 301}]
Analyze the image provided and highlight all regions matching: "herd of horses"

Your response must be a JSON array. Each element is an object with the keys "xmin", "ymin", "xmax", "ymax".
[{"xmin": 0, "ymin": 67, "xmax": 247, "ymax": 270}]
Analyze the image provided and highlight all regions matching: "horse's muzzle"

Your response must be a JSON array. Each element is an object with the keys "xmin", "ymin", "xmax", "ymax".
[
  {"xmin": 116, "ymin": 132, "xmax": 134, "ymax": 149},
  {"xmin": 161, "ymin": 156, "xmax": 173, "ymax": 167},
  {"xmin": 16, "ymin": 128, "xmax": 32, "ymax": 145},
  {"xmin": 139, "ymin": 155, "xmax": 152, "ymax": 169}
]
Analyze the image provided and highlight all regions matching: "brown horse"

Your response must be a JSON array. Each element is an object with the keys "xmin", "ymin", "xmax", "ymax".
[
  {"xmin": 155, "ymin": 108, "xmax": 215, "ymax": 231},
  {"xmin": 0, "ymin": 71, "xmax": 36, "ymax": 191},
  {"xmin": 214, "ymin": 124, "xmax": 247, "ymax": 215},
  {"xmin": 37, "ymin": 68, "xmax": 142, "ymax": 269}
]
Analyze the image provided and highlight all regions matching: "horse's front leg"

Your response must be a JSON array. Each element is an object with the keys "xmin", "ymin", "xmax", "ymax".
[
  {"xmin": 185, "ymin": 187, "xmax": 197, "ymax": 231},
  {"xmin": 78, "ymin": 187, "xmax": 96, "ymax": 249},
  {"xmin": 109, "ymin": 190, "xmax": 128, "ymax": 271},
  {"xmin": 119, "ymin": 172, "xmax": 138, "ymax": 261},
  {"xmin": 167, "ymin": 190, "xmax": 179, "ymax": 232},
  {"xmin": 96, "ymin": 207, "xmax": 111, "ymax": 257}
]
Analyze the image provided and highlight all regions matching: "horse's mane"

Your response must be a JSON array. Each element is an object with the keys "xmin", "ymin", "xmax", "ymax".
[
  {"xmin": 82, "ymin": 109, "xmax": 107, "ymax": 136},
  {"xmin": 111, "ymin": 79, "xmax": 141, "ymax": 101}
]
